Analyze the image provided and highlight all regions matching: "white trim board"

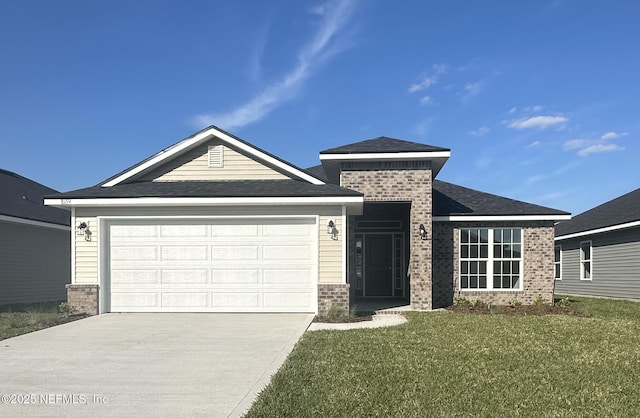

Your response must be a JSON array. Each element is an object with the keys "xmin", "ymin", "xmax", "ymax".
[
  {"xmin": 433, "ymin": 214, "xmax": 571, "ymax": 222},
  {"xmin": 555, "ymin": 220, "xmax": 640, "ymax": 241},
  {"xmin": 0, "ymin": 214, "xmax": 71, "ymax": 231},
  {"xmin": 45, "ymin": 196, "xmax": 363, "ymax": 207},
  {"xmin": 101, "ymin": 126, "xmax": 325, "ymax": 187},
  {"xmin": 319, "ymin": 151, "xmax": 451, "ymax": 161}
]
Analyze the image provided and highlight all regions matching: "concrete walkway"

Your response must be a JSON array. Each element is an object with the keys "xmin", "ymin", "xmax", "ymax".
[{"xmin": 0, "ymin": 313, "xmax": 312, "ymax": 418}]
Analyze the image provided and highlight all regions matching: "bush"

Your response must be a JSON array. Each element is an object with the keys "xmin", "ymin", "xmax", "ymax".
[{"xmin": 327, "ymin": 304, "xmax": 345, "ymax": 319}]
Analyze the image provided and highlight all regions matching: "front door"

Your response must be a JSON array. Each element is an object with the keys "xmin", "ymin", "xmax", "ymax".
[{"xmin": 364, "ymin": 234, "xmax": 393, "ymax": 297}]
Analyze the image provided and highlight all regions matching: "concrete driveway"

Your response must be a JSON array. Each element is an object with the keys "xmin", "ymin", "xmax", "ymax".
[{"xmin": 0, "ymin": 313, "xmax": 313, "ymax": 418}]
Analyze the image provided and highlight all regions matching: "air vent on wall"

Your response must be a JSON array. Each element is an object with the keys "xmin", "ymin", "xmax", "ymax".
[{"xmin": 208, "ymin": 145, "xmax": 224, "ymax": 168}]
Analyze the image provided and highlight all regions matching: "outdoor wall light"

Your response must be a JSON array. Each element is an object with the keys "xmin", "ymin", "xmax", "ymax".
[
  {"xmin": 327, "ymin": 219, "xmax": 338, "ymax": 240},
  {"xmin": 77, "ymin": 221, "xmax": 92, "ymax": 242},
  {"xmin": 419, "ymin": 223, "xmax": 428, "ymax": 240}
]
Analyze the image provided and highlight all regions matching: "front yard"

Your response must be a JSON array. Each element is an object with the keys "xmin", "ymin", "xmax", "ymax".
[
  {"xmin": 0, "ymin": 301, "xmax": 83, "ymax": 340},
  {"xmin": 246, "ymin": 296, "xmax": 640, "ymax": 417}
]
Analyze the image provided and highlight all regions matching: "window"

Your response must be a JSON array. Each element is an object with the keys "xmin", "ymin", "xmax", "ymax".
[
  {"xmin": 208, "ymin": 145, "xmax": 224, "ymax": 168},
  {"xmin": 460, "ymin": 228, "xmax": 522, "ymax": 291},
  {"xmin": 580, "ymin": 241, "xmax": 592, "ymax": 280},
  {"xmin": 554, "ymin": 245, "xmax": 562, "ymax": 280}
]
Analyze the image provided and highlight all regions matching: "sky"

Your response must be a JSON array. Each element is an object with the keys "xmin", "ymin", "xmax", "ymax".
[{"xmin": 1, "ymin": 0, "xmax": 638, "ymax": 216}]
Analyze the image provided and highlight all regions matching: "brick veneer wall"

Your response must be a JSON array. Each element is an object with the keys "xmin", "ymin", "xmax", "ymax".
[
  {"xmin": 318, "ymin": 284, "xmax": 350, "ymax": 315},
  {"xmin": 66, "ymin": 284, "xmax": 99, "ymax": 315},
  {"xmin": 432, "ymin": 221, "xmax": 555, "ymax": 307},
  {"xmin": 341, "ymin": 165, "xmax": 433, "ymax": 310}
]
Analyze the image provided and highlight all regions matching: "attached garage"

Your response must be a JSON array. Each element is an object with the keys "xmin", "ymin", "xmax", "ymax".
[{"xmin": 106, "ymin": 218, "xmax": 317, "ymax": 313}]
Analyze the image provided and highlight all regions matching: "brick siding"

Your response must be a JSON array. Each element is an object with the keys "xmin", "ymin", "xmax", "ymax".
[
  {"xmin": 66, "ymin": 284, "xmax": 99, "ymax": 315},
  {"xmin": 318, "ymin": 284, "xmax": 350, "ymax": 315}
]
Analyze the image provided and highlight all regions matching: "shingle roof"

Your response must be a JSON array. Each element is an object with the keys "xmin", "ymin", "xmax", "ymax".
[
  {"xmin": 555, "ymin": 187, "xmax": 640, "ymax": 237},
  {"xmin": 320, "ymin": 137, "xmax": 450, "ymax": 154},
  {"xmin": 433, "ymin": 180, "xmax": 569, "ymax": 217},
  {"xmin": 305, "ymin": 165, "xmax": 329, "ymax": 182},
  {"xmin": 47, "ymin": 180, "xmax": 362, "ymax": 199},
  {"xmin": 0, "ymin": 169, "xmax": 70, "ymax": 226}
]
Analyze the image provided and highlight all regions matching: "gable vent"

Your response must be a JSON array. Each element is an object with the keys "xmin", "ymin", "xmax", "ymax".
[{"xmin": 208, "ymin": 145, "xmax": 224, "ymax": 168}]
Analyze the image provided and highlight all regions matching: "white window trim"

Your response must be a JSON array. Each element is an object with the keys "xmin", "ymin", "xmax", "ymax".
[
  {"xmin": 208, "ymin": 145, "xmax": 224, "ymax": 168},
  {"xmin": 554, "ymin": 244, "xmax": 562, "ymax": 280},
  {"xmin": 459, "ymin": 228, "xmax": 523, "ymax": 292},
  {"xmin": 580, "ymin": 240, "xmax": 592, "ymax": 281}
]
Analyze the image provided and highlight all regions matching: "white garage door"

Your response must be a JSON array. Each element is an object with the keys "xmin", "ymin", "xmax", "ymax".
[{"xmin": 108, "ymin": 218, "xmax": 317, "ymax": 312}]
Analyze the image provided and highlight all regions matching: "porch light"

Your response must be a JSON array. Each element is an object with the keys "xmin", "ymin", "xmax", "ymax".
[
  {"xmin": 77, "ymin": 221, "xmax": 92, "ymax": 242},
  {"xmin": 419, "ymin": 223, "xmax": 428, "ymax": 240},
  {"xmin": 327, "ymin": 219, "xmax": 338, "ymax": 240}
]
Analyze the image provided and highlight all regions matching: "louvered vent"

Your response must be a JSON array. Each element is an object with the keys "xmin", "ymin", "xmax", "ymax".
[{"xmin": 208, "ymin": 145, "xmax": 224, "ymax": 168}]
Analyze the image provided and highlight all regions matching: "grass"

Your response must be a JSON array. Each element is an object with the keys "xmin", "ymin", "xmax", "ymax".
[
  {"xmin": 0, "ymin": 301, "xmax": 83, "ymax": 340},
  {"xmin": 245, "ymin": 296, "xmax": 640, "ymax": 417}
]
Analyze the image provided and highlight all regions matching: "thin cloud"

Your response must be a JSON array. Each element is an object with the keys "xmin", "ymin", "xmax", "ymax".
[
  {"xmin": 600, "ymin": 131, "xmax": 627, "ymax": 140},
  {"xmin": 564, "ymin": 131, "xmax": 626, "ymax": 156},
  {"xmin": 470, "ymin": 126, "xmax": 490, "ymax": 137},
  {"xmin": 461, "ymin": 81, "xmax": 484, "ymax": 101},
  {"xmin": 193, "ymin": 0, "xmax": 357, "ymax": 129},
  {"xmin": 526, "ymin": 174, "xmax": 546, "ymax": 185},
  {"xmin": 527, "ymin": 140, "xmax": 541, "ymax": 148},
  {"xmin": 408, "ymin": 64, "xmax": 447, "ymax": 93},
  {"xmin": 507, "ymin": 115, "xmax": 568, "ymax": 130},
  {"xmin": 419, "ymin": 95, "xmax": 433, "ymax": 105},
  {"xmin": 578, "ymin": 143, "xmax": 624, "ymax": 156}
]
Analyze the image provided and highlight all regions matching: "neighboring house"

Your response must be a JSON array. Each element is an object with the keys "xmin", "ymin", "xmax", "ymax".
[
  {"xmin": 555, "ymin": 187, "xmax": 640, "ymax": 300},
  {"xmin": 0, "ymin": 169, "xmax": 71, "ymax": 306},
  {"xmin": 44, "ymin": 126, "xmax": 569, "ymax": 315}
]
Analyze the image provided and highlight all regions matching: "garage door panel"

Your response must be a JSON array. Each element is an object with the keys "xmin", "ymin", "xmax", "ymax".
[
  {"xmin": 211, "ymin": 245, "xmax": 259, "ymax": 261},
  {"xmin": 161, "ymin": 270, "xmax": 209, "ymax": 284},
  {"xmin": 263, "ymin": 269, "xmax": 311, "ymax": 285},
  {"xmin": 112, "ymin": 269, "xmax": 159, "ymax": 284},
  {"xmin": 161, "ymin": 292, "xmax": 209, "ymax": 308},
  {"xmin": 109, "ymin": 219, "xmax": 317, "ymax": 313},
  {"xmin": 213, "ymin": 292, "xmax": 260, "ymax": 308},
  {"xmin": 211, "ymin": 269, "xmax": 260, "ymax": 284}
]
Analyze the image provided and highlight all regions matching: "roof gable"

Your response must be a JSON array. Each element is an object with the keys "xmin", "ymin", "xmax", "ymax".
[
  {"xmin": 555, "ymin": 187, "xmax": 640, "ymax": 237},
  {"xmin": 101, "ymin": 125, "xmax": 325, "ymax": 187},
  {"xmin": 0, "ymin": 169, "xmax": 70, "ymax": 226}
]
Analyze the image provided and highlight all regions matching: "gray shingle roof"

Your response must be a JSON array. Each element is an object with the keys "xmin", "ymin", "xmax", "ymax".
[
  {"xmin": 433, "ymin": 180, "xmax": 569, "ymax": 217},
  {"xmin": 555, "ymin": 187, "xmax": 640, "ymax": 237},
  {"xmin": 0, "ymin": 169, "xmax": 70, "ymax": 226},
  {"xmin": 305, "ymin": 165, "xmax": 329, "ymax": 182},
  {"xmin": 320, "ymin": 137, "xmax": 450, "ymax": 154},
  {"xmin": 47, "ymin": 180, "xmax": 362, "ymax": 199}
]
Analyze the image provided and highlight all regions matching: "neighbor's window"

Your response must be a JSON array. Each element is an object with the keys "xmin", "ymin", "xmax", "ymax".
[
  {"xmin": 460, "ymin": 228, "xmax": 522, "ymax": 291},
  {"xmin": 554, "ymin": 245, "xmax": 562, "ymax": 280},
  {"xmin": 580, "ymin": 241, "xmax": 592, "ymax": 280}
]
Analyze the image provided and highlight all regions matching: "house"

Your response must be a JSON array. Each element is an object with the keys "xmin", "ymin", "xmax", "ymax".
[
  {"xmin": 44, "ymin": 125, "xmax": 570, "ymax": 315},
  {"xmin": 0, "ymin": 169, "xmax": 71, "ymax": 306},
  {"xmin": 554, "ymin": 187, "xmax": 640, "ymax": 300}
]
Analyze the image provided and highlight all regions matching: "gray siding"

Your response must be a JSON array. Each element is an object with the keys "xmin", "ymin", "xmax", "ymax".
[
  {"xmin": 555, "ymin": 226, "xmax": 640, "ymax": 299},
  {"xmin": 0, "ymin": 221, "xmax": 70, "ymax": 306}
]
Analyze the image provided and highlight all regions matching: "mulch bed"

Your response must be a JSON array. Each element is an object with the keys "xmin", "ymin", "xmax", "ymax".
[
  {"xmin": 447, "ymin": 304, "xmax": 591, "ymax": 317},
  {"xmin": 313, "ymin": 314, "xmax": 373, "ymax": 323},
  {"xmin": 52, "ymin": 313, "xmax": 91, "ymax": 325}
]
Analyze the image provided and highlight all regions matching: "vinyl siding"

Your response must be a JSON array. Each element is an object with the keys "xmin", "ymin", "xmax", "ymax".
[
  {"xmin": 74, "ymin": 216, "xmax": 99, "ymax": 284},
  {"xmin": 318, "ymin": 215, "xmax": 343, "ymax": 284},
  {"xmin": 139, "ymin": 140, "xmax": 289, "ymax": 181},
  {"xmin": 555, "ymin": 226, "xmax": 640, "ymax": 299},
  {"xmin": 0, "ymin": 221, "xmax": 70, "ymax": 305}
]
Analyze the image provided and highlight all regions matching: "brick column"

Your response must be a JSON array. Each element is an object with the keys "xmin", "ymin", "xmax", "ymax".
[{"xmin": 66, "ymin": 284, "xmax": 99, "ymax": 315}]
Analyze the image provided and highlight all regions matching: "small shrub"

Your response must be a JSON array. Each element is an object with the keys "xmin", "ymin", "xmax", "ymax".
[
  {"xmin": 453, "ymin": 296, "xmax": 471, "ymax": 307},
  {"xmin": 349, "ymin": 304, "xmax": 359, "ymax": 318},
  {"xmin": 556, "ymin": 296, "xmax": 571, "ymax": 308},
  {"xmin": 58, "ymin": 302, "xmax": 77, "ymax": 318},
  {"xmin": 533, "ymin": 296, "xmax": 548, "ymax": 307},
  {"xmin": 472, "ymin": 299, "xmax": 487, "ymax": 309},
  {"xmin": 509, "ymin": 299, "xmax": 522, "ymax": 308},
  {"xmin": 327, "ymin": 304, "xmax": 345, "ymax": 319}
]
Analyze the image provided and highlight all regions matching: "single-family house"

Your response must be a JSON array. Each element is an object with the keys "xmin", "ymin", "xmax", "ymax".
[
  {"xmin": 0, "ymin": 169, "xmax": 71, "ymax": 306},
  {"xmin": 554, "ymin": 187, "xmax": 640, "ymax": 300},
  {"xmin": 44, "ymin": 125, "xmax": 570, "ymax": 315}
]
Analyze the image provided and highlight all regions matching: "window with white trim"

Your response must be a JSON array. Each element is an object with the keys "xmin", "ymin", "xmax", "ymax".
[
  {"xmin": 460, "ymin": 228, "xmax": 522, "ymax": 291},
  {"xmin": 580, "ymin": 241, "xmax": 592, "ymax": 280},
  {"xmin": 554, "ymin": 245, "xmax": 562, "ymax": 280}
]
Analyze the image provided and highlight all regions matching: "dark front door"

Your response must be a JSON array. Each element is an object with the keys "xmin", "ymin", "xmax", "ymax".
[{"xmin": 365, "ymin": 234, "xmax": 393, "ymax": 297}]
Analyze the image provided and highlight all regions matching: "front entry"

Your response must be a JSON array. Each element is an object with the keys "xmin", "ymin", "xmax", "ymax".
[{"xmin": 354, "ymin": 232, "xmax": 406, "ymax": 298}]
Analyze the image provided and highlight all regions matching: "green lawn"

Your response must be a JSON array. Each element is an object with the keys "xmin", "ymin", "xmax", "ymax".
[
  {"xmin": 246, "ymin": 296, "xmax": 640, "ymax": 417},
  {"xmin": 0, "ymin": 301, "xmax": 75, "ymax": 340}
]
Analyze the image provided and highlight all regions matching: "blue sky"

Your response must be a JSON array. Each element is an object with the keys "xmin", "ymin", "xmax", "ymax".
[{"xmin": 1, "ymin": 0, "xmax": 638, "ymax": 215}]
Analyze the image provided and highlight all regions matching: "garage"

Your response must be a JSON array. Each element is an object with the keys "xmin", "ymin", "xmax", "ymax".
[{"xmin": 107, "ymin": 218, "xmax": 317, "ymax": 312}]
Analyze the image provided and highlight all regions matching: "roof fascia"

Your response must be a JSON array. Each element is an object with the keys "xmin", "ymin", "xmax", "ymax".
[
  {"xmin": 433, "ymin": 214, "xmax": 571, "ymax": 222},
  {"xmin": 102, "ymin": 126, "xmax": 325, "ymax": 187},
  {"xmin": 555, "ymin": 220, "xmax": 640, "ymax": 241},
  {"xmin": 0, "ymin": 214, "xmax": 71, "ymax": 231}
]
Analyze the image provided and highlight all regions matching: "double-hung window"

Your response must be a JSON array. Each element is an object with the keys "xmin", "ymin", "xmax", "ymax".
[
  {"xmin": 554, "ymin": 245, "xmax": 562, "ymax": 280},
  {"xmin": 580, "ymin": 241, "xmax": 592, "ymax": 280},
  {"xmin": 460, "ymin": 228, "xmax": 522, "ymax": 291}
]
